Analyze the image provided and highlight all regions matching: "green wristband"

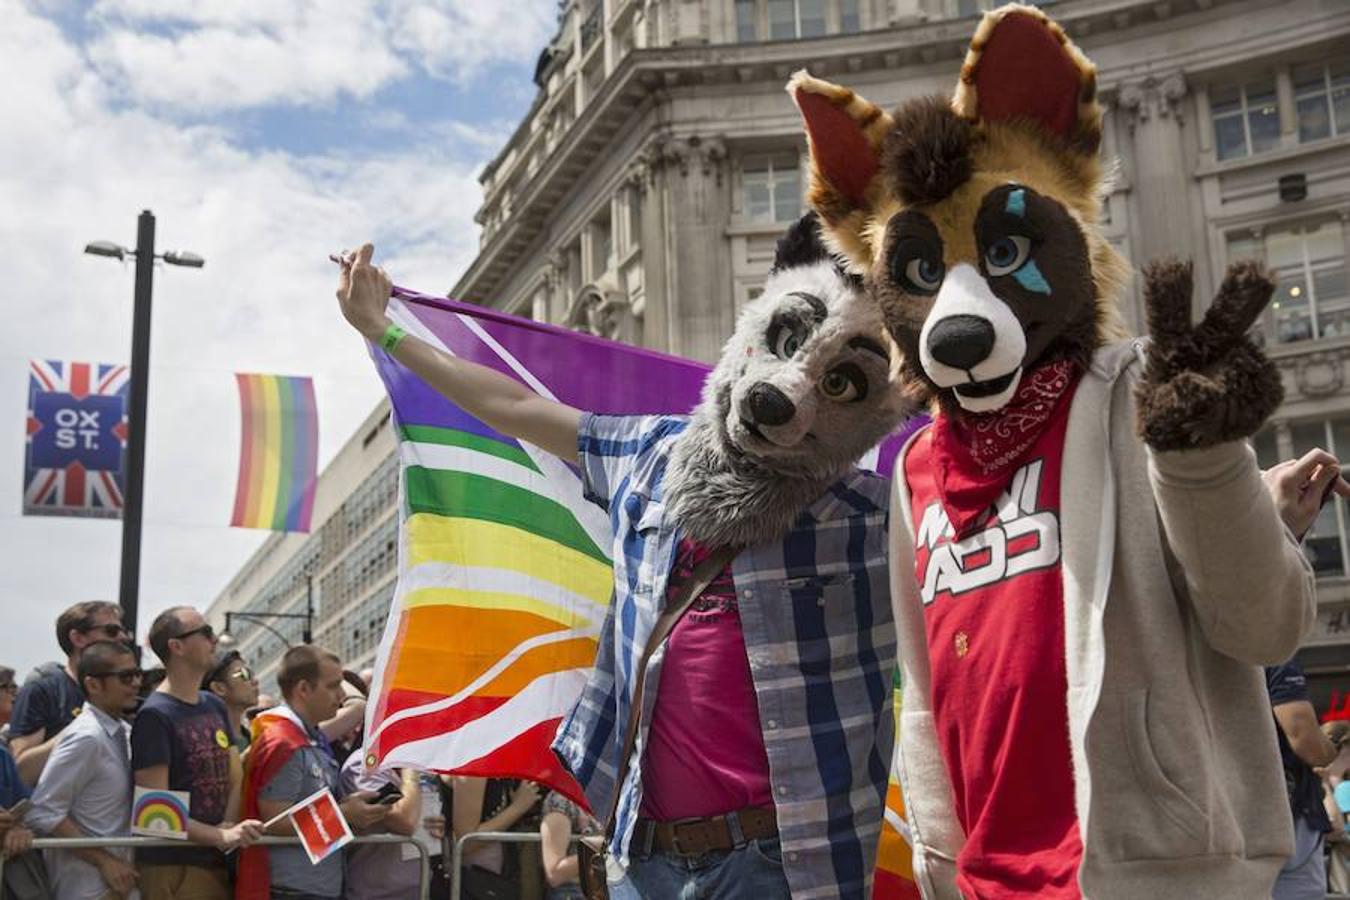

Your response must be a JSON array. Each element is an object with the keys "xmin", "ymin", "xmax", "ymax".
[{"xmin": 379, "ymin": 323, "xmax": 407, "ymax": 353}]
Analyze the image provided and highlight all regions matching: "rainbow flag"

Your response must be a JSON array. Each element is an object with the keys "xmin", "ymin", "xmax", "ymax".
[
  {"xmin": 874, "ymin": 671, "xmax": 921, "ymax": 899},
  {"xmin": 361, "ymin": 288, "xmax": 708, "ymax": 799},
  {"xmin": 230, "ymin": 373, "xmax": 319, "ymax": 533}
]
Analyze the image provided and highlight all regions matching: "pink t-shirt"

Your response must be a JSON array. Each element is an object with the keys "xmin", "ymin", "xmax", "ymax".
[{"xmin": 639, "ymin": 538, "xmax": 774, "ymax": 821}]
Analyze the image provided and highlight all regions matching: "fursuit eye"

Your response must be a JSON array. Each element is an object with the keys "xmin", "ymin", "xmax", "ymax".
[
  {"xmin": 891, "ymin": 236, "xmax": 944, "ymax": 295},
  {"xmin": 771, "ymin": 327, "xmax": 803, "ymax": 360},
  {"xmin": 985, "ymin": 235, "xmax": 1033, "ymax": 277},
  {"xmin": 819, "ymin": 363, "xmax": 867, "ymax": 403}
]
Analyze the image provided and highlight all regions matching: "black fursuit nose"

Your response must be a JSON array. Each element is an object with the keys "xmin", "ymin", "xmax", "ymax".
[
  {"xmin": 747, "ymin": 382, "xmax": 796, "ymax": 427},
  {"xmin": 928, "ymin": 315, "xmax": 996, "ymax": 371}
]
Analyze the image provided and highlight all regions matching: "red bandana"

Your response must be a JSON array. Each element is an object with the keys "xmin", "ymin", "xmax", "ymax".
[{"xmin": 930, "ymin": 359, "xmax": 1080, "ymax": 536}]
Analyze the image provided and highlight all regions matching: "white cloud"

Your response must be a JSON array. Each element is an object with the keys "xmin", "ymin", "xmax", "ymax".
[
  {"xmin": 0, "ymin": 0, "xmax": 520, "ymax": 676},
  {"xmin": 81, "ymin": 0, "xmax": 556, "ymax": 113},
  {"xmin": 385, "ymin": 1, "xmax": 556, "ymax": 84}
]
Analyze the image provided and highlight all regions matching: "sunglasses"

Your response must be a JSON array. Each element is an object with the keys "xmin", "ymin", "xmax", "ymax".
[
  {"xmin": 173, "ymin": 624, "xmax": 215, "ymax": 643},
  {"xmin": 92, "ymin": 668, "xmax": 144, "ymax": 686},
  {"xmin": 82, "ymin": 623, "xmax": 131, "ymax": 640}
]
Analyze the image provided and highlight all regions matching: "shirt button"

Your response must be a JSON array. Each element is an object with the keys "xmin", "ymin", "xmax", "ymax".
[
  {"xmin": 777, "ymin": 785, "xmax": 789, "ymax": 796},
  {"xmin": 742, "ymin": 589, "xmax": 754, "ymax": 599},
  {"xmin": 788, "ymin": 852, "xmax": 800, "ymax": 862},
  {"xmin": 766, "ymin": 719, "xmax": 778, "ymax": 730}
]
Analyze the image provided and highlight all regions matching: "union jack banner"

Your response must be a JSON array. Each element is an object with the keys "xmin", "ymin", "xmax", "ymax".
[{"xmin": 24, "ymin": 359, "xmax": 129, "ymax": 519}]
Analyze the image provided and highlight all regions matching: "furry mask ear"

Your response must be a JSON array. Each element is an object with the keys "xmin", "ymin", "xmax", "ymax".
[
  {"xmin": 788, "ymin": 71, "xmax": 894, "ymax": 269},
  {"xmin": 954, "ymin": 3, "xmax": 1102, "ymax": 161}
]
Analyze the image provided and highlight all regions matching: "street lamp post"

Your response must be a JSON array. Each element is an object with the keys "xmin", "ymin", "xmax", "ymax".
[
  {"xmin": 219, "ymin": 608, "xmax": 315, "ymax": 651},
  {"xmin": 85, "ymin": 210, "xmax": 204, "ymax": 640}
]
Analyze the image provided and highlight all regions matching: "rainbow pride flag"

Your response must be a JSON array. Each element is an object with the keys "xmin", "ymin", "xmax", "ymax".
[
  {"xmin": 874, "ymin": 671, "xmax": 922, "ymax": 899},
  {"xmin": 230, "ymin": 373, "xmax": 318, "ymax": 533},
  {"xmin": 361, "ymin": 288, "xmax": 707, "ymax": 799}
]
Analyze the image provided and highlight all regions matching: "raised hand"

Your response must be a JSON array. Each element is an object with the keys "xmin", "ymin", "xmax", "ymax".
[
  {"xmin": 1135, "ymin": 259, "xmax": 1284, "ymax": 451},
  {"xmin": 335, "ymin": 243, "xmax": 393, "ymax": 341}
]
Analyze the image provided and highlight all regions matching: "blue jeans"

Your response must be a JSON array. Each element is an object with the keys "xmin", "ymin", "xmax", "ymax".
[
  {"xmin": 1272, "ymin": 814, "xmax": 1328, "ymax": 900},
  {"xmin": 625, "ymin": 837, "xmax": 792, "ymax": 900}
]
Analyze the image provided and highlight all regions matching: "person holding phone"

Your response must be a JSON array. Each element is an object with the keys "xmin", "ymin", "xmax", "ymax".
[{"xmin": 338, "ymin": 757, "xmax": 421, "ymax": 900}]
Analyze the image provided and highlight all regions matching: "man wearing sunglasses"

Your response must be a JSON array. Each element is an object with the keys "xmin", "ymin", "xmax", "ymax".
[
  {"xmin": 131, "ymin": 607, "xmax": 263, "ymax": 900},
  {"xmin": 28, "ymin": 640, "xmax": 144, "ymax": 900},
  {"xmin": 11, "ymin": 601, "xmax": 128, "ymax": 787},
  {"xmin": 203, "ymin": 651, "xmax": 259, "ymax": 754}
]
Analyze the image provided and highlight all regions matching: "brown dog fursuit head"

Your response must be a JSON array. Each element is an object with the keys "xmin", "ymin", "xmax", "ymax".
[{"xmin": 786, "ymin": 1, "xmax": 1279, "ymax": 446}]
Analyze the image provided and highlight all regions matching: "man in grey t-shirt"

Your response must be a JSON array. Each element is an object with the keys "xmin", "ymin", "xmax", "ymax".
[
  {"xmin": 260, "ymin": 727, "xmax": 345, "ymax": 897},
  {"xmin": 253, "ymin": 647, "xmax": 389, "ymax": 899}
]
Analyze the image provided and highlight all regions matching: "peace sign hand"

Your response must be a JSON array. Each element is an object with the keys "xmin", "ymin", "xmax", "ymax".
[{"xmin": 1135, "ymin": 258, "xmax": 1284, "ymax": 452}]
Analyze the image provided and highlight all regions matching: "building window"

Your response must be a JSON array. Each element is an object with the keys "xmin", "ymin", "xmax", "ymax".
[
  {"xmin": 735, "ymin": 0, "xmax": 756, "ymax": 41},
  {"xmin": 1254, "ymin": 421, "xmax": 1350, "ymax": 578},
  {"xmin": 840, "ymin": 0, "xmax": 860, "ymax": 32},
  {"xmin": 1294, "ymin": 61, "xmax": 1350, "ymax": 144},
  {"xmin": 1231, "ymin": 219, "xmax": 1349, "ymax": 343},
  {"xmin": 531, "ymin": 285, "xmax": 549, "ymax": 323},
  {"xmin": 1211, "ymin": 78, "xmax": 1281, "ymax": 161},
  {"xmin": 768, "ymin": 0, "xmax": 825, "ymax": 39},
  {"xmin": 580, "ymin": 2, "xmax": 603, "ymax": 52},
  {"xmin": 625, "ymin": 187, "xmax": 642, "ymax": 251},
  {"xmin": 742, "ymin": 153, "xmax": 801, "ymax": 224},
  {"xmin": 955, "ymin": 0, "xmax": 993, "ymax": 16},
  {"xmin": 589, "ymin": 208, "xmax": 613, "ymax": 279}
]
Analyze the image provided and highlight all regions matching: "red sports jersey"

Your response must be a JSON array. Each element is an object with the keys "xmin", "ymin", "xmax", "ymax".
[{"xmin": 904, "ymin": 368, "xmax": 1083, "ymax": 899}]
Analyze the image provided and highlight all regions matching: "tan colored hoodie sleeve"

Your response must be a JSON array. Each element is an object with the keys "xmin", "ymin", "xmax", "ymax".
[{"xmin": 1148, "ymin": 439, "xmax": 1317, "ymax": 665}]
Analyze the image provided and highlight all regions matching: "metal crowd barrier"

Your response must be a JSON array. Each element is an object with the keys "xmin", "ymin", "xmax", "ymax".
[
  {"xmin": 450, "ymin": 830, "xmax": 549, "ymax": 900},
  {"xmin": 0, "ymin": 833, "xmax": 431, "ymax": 900}
]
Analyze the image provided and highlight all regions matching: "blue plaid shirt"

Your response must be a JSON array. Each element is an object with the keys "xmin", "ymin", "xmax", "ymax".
[{"xmin": 552, "ymin": 413, "xmax": 895, "ymax": 900}]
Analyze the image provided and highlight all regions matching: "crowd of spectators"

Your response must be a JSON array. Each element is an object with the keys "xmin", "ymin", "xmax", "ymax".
[
  {"xmin": 0, "ymin": 601, "xmax": 584, "ymax": 900},
  {"xmin": 0, "ymin": 602, "xmax": 493, "ymax": 900}
]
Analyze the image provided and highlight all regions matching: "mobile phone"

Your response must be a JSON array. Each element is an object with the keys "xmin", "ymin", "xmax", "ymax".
[{"xmin": 373, "ymin": 783, "xmax": 403, "ymax": 805}]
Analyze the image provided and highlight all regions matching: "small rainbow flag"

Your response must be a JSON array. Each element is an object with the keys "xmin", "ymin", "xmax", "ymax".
[
  {"xmin": 231, "ymin": 373, "xmax": 319, "ymax": 533},
  {"xmin": 131, "ymin": 786, "xmax": 189, "ymax": 840}
]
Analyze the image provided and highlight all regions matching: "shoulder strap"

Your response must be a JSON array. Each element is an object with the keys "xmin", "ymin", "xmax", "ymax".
[{"xmin": 598, "ymin": 544, "xmax": 740, "ymax": 837}]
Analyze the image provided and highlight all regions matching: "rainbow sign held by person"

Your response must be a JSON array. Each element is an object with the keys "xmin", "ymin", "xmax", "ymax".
[{"xmin": 131, "ymin": 787, "xmax": 190, "ymax": 840}]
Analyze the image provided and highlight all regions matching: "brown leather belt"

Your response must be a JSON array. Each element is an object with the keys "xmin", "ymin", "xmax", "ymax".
[{"xmin": 632, "ymin": 806, "xmax": 778, "ymax": 857}]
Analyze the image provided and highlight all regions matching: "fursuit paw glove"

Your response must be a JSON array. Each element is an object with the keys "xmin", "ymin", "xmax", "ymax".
[{"xmin": 1135, "ymin": 258, "xmax": 1284, "ymax": 451}]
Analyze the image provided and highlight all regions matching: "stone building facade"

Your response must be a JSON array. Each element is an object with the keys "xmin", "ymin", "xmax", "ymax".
[
  {"xmin": 215, "ymin": 0, "xmax": 1350, "ymax": 702},
  {"xmin": 454, "ymin": 0, "xmax": 1350, "ymax": 702}
]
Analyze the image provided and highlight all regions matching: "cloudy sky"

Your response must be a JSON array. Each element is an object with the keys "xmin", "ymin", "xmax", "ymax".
[{"xmin": 0, "ymin": 0, "xmax": 555, "ymax": 677}]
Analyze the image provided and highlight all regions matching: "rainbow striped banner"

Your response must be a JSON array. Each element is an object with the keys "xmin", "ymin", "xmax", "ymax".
[
  {"xmin": 230, "ymin": 373, "xmax": 318, "ymax": 533},
  {"xmin": 361, "ymin": 288, "xmax": 707, "ymax": 799},
  {"xmin": 874, "ymin": 671, "xmax": 921, "ymax": 899}
]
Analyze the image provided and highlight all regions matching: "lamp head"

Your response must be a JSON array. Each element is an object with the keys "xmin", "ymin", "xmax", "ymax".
[
  {"xmin": 84, "ymin": 241, "xmax": 127, "ymax": 260},
  {"xmin": 162, "ymin": 250, "xmax": 205, "ymax": 268}
]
